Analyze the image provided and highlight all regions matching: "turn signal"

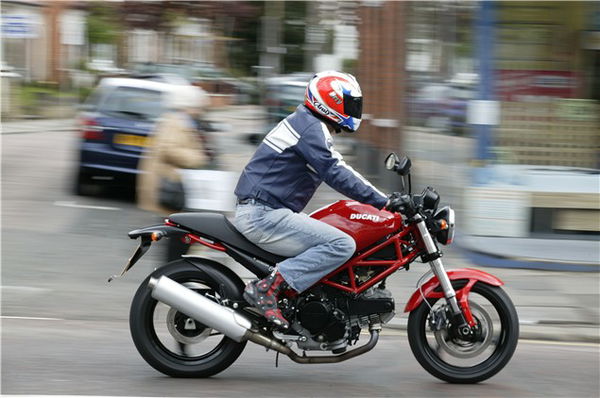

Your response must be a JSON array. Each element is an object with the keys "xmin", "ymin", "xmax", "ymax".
[
  {"xmin": 151, "ymin": 232, "xmax": 160, "ymax": 241},
  {"xmin": 439, "ymin": 219, "xmax": 448, "ymax": 230}
]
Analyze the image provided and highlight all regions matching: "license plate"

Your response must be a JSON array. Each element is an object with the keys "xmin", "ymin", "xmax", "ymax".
[{"xmin": 114, "ymin": 133, "xmax": 147, "ymax": 147}]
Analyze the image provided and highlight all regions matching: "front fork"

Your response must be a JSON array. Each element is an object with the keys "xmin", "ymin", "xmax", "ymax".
[{"xmin": 415, "ymin": 217, "xmax": 472, "ymax": 333}]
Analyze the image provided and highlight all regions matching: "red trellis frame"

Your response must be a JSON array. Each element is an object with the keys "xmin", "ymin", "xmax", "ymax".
[{"xmin": 320, "ymin": 227, "xmax": 421, "ymax": 295}]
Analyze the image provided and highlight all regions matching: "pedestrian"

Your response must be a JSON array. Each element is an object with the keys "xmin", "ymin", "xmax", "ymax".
[
  {"xmin": 137, "ymin": 84, "xmax": 208, "ymax": 261},
  {"xmin": 233, "ymin": 71, "xmax": 390, "ymax": 329}
]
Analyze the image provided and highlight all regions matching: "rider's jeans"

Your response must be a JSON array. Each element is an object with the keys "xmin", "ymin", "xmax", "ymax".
[{"xmin": 233, "ymin": 203, "xmax": 356, "ymax": 292}]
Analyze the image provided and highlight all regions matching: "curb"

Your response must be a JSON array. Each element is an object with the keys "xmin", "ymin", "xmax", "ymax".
[
  {"xmin": 455, "ymin": 243, "xmax": 599, "ymax": 273},
  {"xmin": 384, "ymin": 317, "xmax": 600, "ymax": 343},
  {"xmin": 1, "ymin": 127, "xmax": 75, "ymax": 135}
]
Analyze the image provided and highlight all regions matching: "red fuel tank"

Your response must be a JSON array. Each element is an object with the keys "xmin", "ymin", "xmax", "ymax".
[{"xmin": 310, "ymin": 200, "xmax": 403, "ymax": 251}]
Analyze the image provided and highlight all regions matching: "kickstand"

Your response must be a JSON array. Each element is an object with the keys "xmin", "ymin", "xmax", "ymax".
[{"xmin": 275, "ymin": 351, "xmax": 280, "ymax": 368}]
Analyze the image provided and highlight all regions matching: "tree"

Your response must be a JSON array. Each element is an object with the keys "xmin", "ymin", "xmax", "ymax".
[{"xmin": 86, "ymin": 2, "xmax": 119, "ymax": 45}]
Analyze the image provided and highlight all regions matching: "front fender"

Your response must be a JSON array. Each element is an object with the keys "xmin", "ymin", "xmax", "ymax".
[{"xmin": 404, "ymin": 268, "xmax": 503, "ymax": 315}]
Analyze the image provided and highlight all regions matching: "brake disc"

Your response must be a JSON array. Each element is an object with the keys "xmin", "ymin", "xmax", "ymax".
[
  {"xmin": 433, "ymin": 302, "xmax": 494, "ymax": 359},
  {"xmin": 165, "ymin": 282, "xmax": 214, "ymax": 345},
  {"xmin": 166, "ymin": 307, "xmax": 212, "ymax": 345}
]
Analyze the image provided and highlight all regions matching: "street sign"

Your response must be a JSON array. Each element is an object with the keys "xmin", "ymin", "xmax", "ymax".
[{"xmin": 1, "ymin": 15, "xmax": 38, "ymax": 38}]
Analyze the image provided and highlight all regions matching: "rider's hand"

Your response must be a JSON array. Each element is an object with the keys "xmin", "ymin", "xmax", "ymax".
[{"xmin": 385, "ymin": 192, "xmax": 408, "ymax": 213}]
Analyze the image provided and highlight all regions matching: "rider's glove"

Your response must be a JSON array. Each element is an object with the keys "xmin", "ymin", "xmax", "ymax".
[{"xmin": 385, "ymin": 192, "xmax": 409, "ymax": 213}]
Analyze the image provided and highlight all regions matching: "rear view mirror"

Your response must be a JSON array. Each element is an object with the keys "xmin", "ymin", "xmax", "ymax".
[
  {"xmin": 397, "ymin": 156, "xmax": 412, "ymax": 176},
  {"xmin": 385, "ymin": 153, "xmax": 399, "ymax": 170},
  {"xmin": 384, "ymin": 153, "xmax": 412, "ymax": 176}
]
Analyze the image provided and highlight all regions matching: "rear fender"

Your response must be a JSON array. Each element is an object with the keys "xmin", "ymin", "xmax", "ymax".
[
  {"xmin": 109, "ymin": 224, "xmax": 190, "ymax": 282},
  {"xmin": 404, "ymin": 268, "xmax": 503, "ymax": 325},
  {"xmin": 182, "ymin": 256, "xmax": 246, "ymax": 297}
]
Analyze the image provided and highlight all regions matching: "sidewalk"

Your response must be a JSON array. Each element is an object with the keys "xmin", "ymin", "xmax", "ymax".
[
  {"xmin": 1, "ymin": 118, "xmax": 75, "ymax": 134},
  {"xmin": 457, "ymin": 235, "xmax": 600, "ymax": 272}
]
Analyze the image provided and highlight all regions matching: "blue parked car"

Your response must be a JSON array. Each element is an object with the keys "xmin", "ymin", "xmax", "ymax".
[{"xmin": 75, "ymin": 78, "xmax": 181, "ymax": 195}]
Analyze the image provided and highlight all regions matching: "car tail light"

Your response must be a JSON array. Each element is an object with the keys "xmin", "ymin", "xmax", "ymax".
[{"xmin": 81, "ymin": 118, "xmax": 103, "ymax": 140}]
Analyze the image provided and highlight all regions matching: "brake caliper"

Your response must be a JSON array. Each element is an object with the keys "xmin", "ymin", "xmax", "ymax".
[{"xmin": 428, "ymin": 306, "xmax": 449, "ymax": 332}]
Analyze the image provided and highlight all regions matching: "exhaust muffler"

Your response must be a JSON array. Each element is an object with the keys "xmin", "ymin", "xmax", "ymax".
[
  {"xmin": 148, "ymin": 275, "xmax": 379, "ymax": 363},
  {"xmin": 149, "ymin": 275, "xmax": 252, "ymax": 342}
]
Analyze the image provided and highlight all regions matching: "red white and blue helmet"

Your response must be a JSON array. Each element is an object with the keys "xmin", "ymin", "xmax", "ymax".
[{"xmin": 304, "ymin": 71, "xmax": 363, "ymax": 132}]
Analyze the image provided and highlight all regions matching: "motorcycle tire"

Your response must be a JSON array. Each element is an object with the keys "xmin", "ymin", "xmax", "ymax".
[
  {"xmin": 407, "ymin": 282, "xmax": 519, "ymax": 384},
  {"xmin": 129, "ymin": 259, "xmax": 247, "ymax": 378}
]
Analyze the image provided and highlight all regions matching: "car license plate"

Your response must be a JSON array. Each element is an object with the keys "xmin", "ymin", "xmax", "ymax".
[{"xmin": 114, "ymin": 134, "xmax": 147, "ymax": 147}]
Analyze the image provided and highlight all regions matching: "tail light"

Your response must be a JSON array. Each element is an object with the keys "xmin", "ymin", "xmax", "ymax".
[{"xmin": 81, "ymin": 118, "xmax": 103, "ymax": 140}]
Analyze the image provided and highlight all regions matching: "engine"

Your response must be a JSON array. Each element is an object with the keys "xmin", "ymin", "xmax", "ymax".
[
  {"xmin": 280, "ymin": 286, "xmax": 395, "ymax": 353},
  {"xmin": 297, "ymin": 296, "xmax": 348, "ymax": 342}
]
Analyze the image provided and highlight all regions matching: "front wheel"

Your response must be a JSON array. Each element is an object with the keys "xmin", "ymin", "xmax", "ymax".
[
  {"xmin": 129, "ymin": 259, "xmax": 247, "ymax": 377},
  {"xmin": 407, "ymin": 282, "xmax": 519, "ymax": 383}
]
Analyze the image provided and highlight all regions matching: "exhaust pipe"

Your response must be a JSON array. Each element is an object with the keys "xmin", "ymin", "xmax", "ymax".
[{"xmin": 148, "ymin": 275, "xmax": 380, "ymax": 363}]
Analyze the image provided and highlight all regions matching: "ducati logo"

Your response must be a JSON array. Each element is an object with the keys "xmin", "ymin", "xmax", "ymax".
[{"xmin": 350, "ymin": 213, "xmax": 380, "ymax": 222}]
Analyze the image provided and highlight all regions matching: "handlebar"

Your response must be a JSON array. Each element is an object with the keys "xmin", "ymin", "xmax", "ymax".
[{"xmin": 386, "ymin": 187, "xmax": 440, "ymax": 219}]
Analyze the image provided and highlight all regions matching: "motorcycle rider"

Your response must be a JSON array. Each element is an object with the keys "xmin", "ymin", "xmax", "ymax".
[{"xmin": 234, "ymin": 71, "xmax": 389, "ymax": 329}]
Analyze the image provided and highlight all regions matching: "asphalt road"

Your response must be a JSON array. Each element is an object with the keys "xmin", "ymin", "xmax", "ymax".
[
  {"xmin": 3, "ymin": 318, "xmax": 599, "ymax": 397},
  {"xmin": 2, "ymin": 127, "xmax": 599, "ymax": 397}
]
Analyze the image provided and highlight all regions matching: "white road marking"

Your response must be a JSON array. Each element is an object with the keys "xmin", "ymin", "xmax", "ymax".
[
  {"xmin": 1, "ymin": 316, "xmax": 63, "ymax": 321},
  {"xmin": 0, "ymin": 285, "xmax": 49, "ymax": 293},
  {"xmin": 53, "ymin": 201, "xmax": 121, "ymax": 211},
  {"xmin": 1, "ymin": 396, "xmax": 163, "ymax": 398},
  {"xmin": 519, "ymin": 319, "xmax": 538, "ymax": 325},
  {"xmin": 518, "ymin": 339, "xmax": 600, "ymax": 348}
]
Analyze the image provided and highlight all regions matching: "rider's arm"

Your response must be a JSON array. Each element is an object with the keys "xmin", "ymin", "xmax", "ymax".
[{"xmin": 296, "ymin": 122, "xmax": 388, "ymax": 209}]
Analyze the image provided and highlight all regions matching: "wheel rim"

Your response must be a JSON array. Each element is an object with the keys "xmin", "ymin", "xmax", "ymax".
[
  {"xmin": 148, "ymin": 279, "xmax": 228, "ymax": 361},
  {"xmin": 422, "ymin": 291, "xmax": 506, "ymax": 369}
]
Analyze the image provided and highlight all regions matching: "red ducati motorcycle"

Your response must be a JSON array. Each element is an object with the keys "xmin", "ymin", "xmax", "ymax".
[{"xmin": 114, "ymin": 153, "xmax": 518, "ymax": 383}]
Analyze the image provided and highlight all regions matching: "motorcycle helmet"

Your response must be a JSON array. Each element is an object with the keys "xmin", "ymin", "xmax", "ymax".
[{"xmin": 304, "ymin": 71, "xmax": 363, "ymax": 132}]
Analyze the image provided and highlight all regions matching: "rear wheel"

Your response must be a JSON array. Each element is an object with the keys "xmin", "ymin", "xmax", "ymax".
[
  {"xmin": 130, "ymin": 260, "xmax": 247, "ymax": 377},
  {"xmin": 73, "ymin": 168, "xmax": 99, "ymax": 196},
  {"xmin": 407, "ymin": 282, "xmax": 519, "ymax": 383}
]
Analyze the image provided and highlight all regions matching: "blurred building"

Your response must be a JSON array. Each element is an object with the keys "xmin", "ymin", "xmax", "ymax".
[
  {"xmin": 355, "ymin": 1, "xmax": 407, "ymax": 190},
  {"xmin": 127, "ymin": 19, "xmax": 214, "ymax": 65},
  {"xmin": 354, "ymin": 1, "xmax": 599, "ymax": 238},
  {"xmin": 1, "ymin": 0, "xmax": 85, "ymax": 82}
]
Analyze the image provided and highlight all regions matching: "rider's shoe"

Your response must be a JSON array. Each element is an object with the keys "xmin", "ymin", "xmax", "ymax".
[{"xmin": 243, "ymin": 271, "xmax": 290, "ymax": 330}]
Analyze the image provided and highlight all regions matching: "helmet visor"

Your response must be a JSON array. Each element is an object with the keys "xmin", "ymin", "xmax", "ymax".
[{"xmin": 343, "ymin": 94, "xmax": 362, "ymax": 119}]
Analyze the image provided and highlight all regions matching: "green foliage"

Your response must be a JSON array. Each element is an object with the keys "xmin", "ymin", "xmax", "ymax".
[
  {"xmin": 342, "ymin": 59, "xmax": 357, "ymax": 75},
  {"xmin": 87, "ymin": 2, "xmax": 120, "ymax": 45},
  {"xmin": 17, "ymin": 83, "xmax": 78, "ymax": 114},
  {"xmin": 226, "ymin": 2, "xmax": 264, "ymax": 76}
]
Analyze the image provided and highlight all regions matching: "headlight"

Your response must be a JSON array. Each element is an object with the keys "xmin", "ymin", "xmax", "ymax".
[{"xmin": 433, "ymin": 206, "xmax": 455, "ymax": 245}]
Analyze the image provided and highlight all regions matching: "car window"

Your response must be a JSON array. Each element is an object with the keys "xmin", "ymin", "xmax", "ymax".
[
  {"xmin": 99, "ymin": 87, "xmax": 164, "ymax": 120},
  {"xmin": 82, "ymin": 86, "xmax": 108, "ymax": 110}
]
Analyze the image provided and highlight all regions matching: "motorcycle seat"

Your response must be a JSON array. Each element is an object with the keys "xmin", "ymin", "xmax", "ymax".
[{"xmin": 167, "ymin": 212, "xmax": 287, "ymax": 265}]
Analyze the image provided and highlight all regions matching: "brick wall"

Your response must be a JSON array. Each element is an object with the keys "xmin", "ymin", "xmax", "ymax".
[{"xmin": 357, "ymin": 1, "xmax": 406, "ymax": 152}]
